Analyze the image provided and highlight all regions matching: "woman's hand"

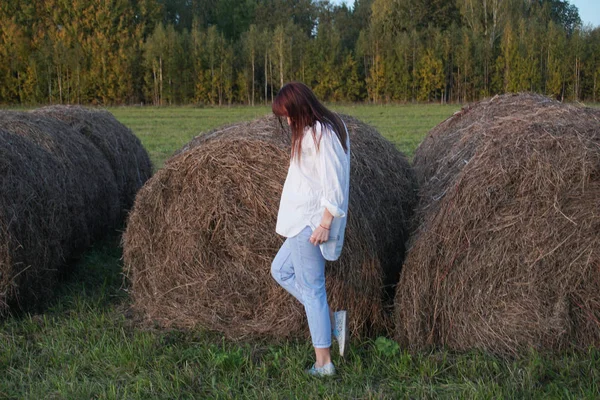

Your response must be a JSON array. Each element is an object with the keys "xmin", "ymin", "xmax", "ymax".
[{"xmin": 310, "ymin": 225, "xmax": 330, "ymax": 246}]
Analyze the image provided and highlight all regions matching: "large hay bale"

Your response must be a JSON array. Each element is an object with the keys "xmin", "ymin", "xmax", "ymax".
[
  {"xmin": 0, "ymin": 112, "xmax": 120, "ymax": 314},
  {"xmin": 0, "ymin": 128, "xmax": 70, "ymax": 312},
  {"xmin": 33, "ymin": 105, "xmax": 153, "ymax": 215},
  {"xmin": 395, "ymin": 93, "xmax": 600, "ymax": 355},
  {"xmin": 124, "ymin": 115, "xmax": 417, "ymax": 340},
  {"xmin": 0, "ymin": 112, "xmax": 120, "ymax": 245}
]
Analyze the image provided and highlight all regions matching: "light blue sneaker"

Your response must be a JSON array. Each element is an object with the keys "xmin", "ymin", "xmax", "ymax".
[
  {"xmin": 306, "ymin": 362, "xmax": 336, "ymax": 377},
  {"xmin": 332, "ymin": 310, "xmax": 348, "ymax": 357}
]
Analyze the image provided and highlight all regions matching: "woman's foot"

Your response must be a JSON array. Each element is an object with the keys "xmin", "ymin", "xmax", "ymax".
[
  {"xmin": 306, "ymin": 362, "xmax": 336, "ymax": 377},
  {"xmin": 332, "ymin": 310, "xmax": 348, "ymax": 357}
]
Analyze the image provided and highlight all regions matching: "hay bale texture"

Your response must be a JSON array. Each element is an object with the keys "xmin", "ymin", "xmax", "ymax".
[
  {"xmin": 395, "ymin": 93, "xmax": 600, "ymax": 355},
  {"xmin": 0, "ymin": 112, "xmax": 120, "ymax": 248},
  {"xmin": 0, "ymin": 112, "xmax": 120, "ymax": 314},
  {"xmin": 123, "ymin": 114, "xmax": 417, "ymax": 340},
  {"xmin": 33, "ymin": 105, "xmax": 153, "ymax": 215},
  {"xmin": 0, "ymin": 128, "xmax": 72, "ymax": 311},
  {"xmin": 0, "ymin": 108, "xmax": 151, "ymax": 315}
]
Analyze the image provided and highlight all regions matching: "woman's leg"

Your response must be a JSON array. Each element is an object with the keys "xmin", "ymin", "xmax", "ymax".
[
  {"xmin": 271, "ymin": 238, "xmax": 304, "ymax": 304},
  {"xmin": 288, "ymin": 226, "xmax": 332, "ymax": 367}
]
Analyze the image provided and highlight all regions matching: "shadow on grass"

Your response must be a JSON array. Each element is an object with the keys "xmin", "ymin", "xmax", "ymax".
[
  {"xmin": 5, "ymin": 230, "xmax": 129, "ymax": 322},
  {"xmin": 50, "ymin": 231, "xmax": 128, "ymax": 312}
]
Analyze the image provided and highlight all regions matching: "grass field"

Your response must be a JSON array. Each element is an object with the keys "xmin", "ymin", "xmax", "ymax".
[
  {"xmin": 2, "ymin": 104, "xmax": 600, "ymax": 399},
  {"xmin": 109, "ymin": 103, "xmax": 457, "ymax": 169}
]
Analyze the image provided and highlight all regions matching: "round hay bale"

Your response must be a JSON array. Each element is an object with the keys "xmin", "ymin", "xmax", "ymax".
[
  {"xmin": 33, "ymin": 105, "xmax": 153, "ymax": 215},
  {"xmin": 0, "ymin": 128, "xmax": 71, "ymax": 313},
  {"xmin": 395, "ymin": 93, "xmax": 600, "ymax": 355},
  {"xmin": 123, "ymin": 114, "xmax": 417, "ymax": 340},
  {"xmin": 0, "ymin": 111, "xmax": 120, "ymax": 246},
  {"xmin": 0, "ymin": 112, "xmax": 120, "ymax": 314}
]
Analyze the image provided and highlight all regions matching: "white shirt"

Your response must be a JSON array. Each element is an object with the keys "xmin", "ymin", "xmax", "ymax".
[{"xmin": 276, "ymin": 120, "xmax": 350, "ymax": 261}]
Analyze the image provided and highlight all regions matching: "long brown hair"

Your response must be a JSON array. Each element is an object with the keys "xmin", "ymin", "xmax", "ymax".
[{"xmin": 272, "ymin": 82, "xmax": 348, "ymax": 160}]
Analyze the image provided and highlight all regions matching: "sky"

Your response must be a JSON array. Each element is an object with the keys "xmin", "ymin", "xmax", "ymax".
[
  {"xmin": 330, "ymin": 0, "xmax": 599, "ymax": 28},
  {"xmin": 571, "ymin": 0, "xmax": 600, "ymax": 27}
]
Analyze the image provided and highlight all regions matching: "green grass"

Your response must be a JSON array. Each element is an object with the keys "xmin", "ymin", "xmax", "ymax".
[
  {"xmin": 109, "ymin": 103, "xmax": 458, "ymax": 168},
  {"xmin": 2, "ymin": 104, "xmax": 600, "ymax": 399},
  {"xmin": 330, "ymin": 104, "xmax": 457, "ymax": 158},
  {"xmin": 109, "ymin": 106, "xmax": 272, "ymax": 170}
]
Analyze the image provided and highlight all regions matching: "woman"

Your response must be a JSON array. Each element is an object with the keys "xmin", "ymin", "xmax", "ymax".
[{"xmin": 270, "ymin": 82, "xmax": 350, "ymax": 377}]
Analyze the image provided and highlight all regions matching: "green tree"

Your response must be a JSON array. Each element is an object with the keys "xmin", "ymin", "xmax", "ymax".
[
  {"xmin": 586, "ymin": 27, "xmax": 600, "ymax": 102},
  {"xmin": 339, "ymin": 53, "xmax": 363, "ymax": 101},
  {"xmin": 242, "ymin": 24, "xmax": 260, "ymax": 105},
  {"xmin": 144, "ymin": 23, "xmax": 168, "ymax": 105},
  {"xmin": 0, "ymin": 16, "xmax": 29, "ymax": 103},
  {"xmin": 546, "ymin": 21, "xmax": 567, "ymax": 99},
  {"xmin": 417, "ymin": 48, "xmax": 444, "ymax": 101}
]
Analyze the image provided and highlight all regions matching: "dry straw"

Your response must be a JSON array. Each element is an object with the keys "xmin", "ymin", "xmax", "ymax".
[
  {"xmin": 0, "ymin": 108, "xmax": 151, "ymax": 315},
  {"xmin": 0, "ymin": 112, "xmax": 120, "ymax": 314},
  {"xmin": 0, "ymin": 112, "xmax": 120, "ymax": 250},
  {"xmin": 123, "ymin": 114, "xmax": 417, "ymax": 340},
  {"xmin": 0, "ymin": 128, "xmax": 71, "ymax": 312},
  {"xmin": 395, "ymin": 93, "xmax": 600, "ymax": 355},
  {"xmin": 33, "ymin": 105, "xmax": 153, "ymax": 215}
]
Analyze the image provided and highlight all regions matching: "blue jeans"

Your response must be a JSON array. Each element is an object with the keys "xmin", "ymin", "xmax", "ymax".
[{"xmin": 271, "ymin": 226, "xmax": 331, "ymax": 348}]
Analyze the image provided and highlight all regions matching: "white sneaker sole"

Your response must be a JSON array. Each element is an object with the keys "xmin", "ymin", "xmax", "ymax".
[{"xmin": 336, "ymin": 310, "xmax": 348, "ymax": 357}]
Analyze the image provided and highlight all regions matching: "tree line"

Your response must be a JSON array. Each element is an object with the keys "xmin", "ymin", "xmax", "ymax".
[{"xmin": 1, "ymin": 0, "xmax": 599, "ymax": 105}]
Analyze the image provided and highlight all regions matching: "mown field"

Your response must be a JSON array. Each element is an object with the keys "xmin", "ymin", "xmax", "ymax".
[
  {"xmin": 110, "ymin": 103, "xmax": 457, "ymax": 169},
  {"xmin": 1, "ymin": 104, "xmax": 599, "ymax": 399}
]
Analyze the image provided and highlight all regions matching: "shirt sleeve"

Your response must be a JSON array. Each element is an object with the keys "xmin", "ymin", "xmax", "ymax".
[{"xmin": 317, "ymin": 122, "xmax": 348, "ymax": 218}]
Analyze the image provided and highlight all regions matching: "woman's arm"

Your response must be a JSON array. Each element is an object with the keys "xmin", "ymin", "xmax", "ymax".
[
  {"xmin": 310, "ymin": 208, "xmax": 333, "ymax": 245},
  {"xmin": 310, "ymin": 124, "xmax": 348, "ymax": 246}
]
